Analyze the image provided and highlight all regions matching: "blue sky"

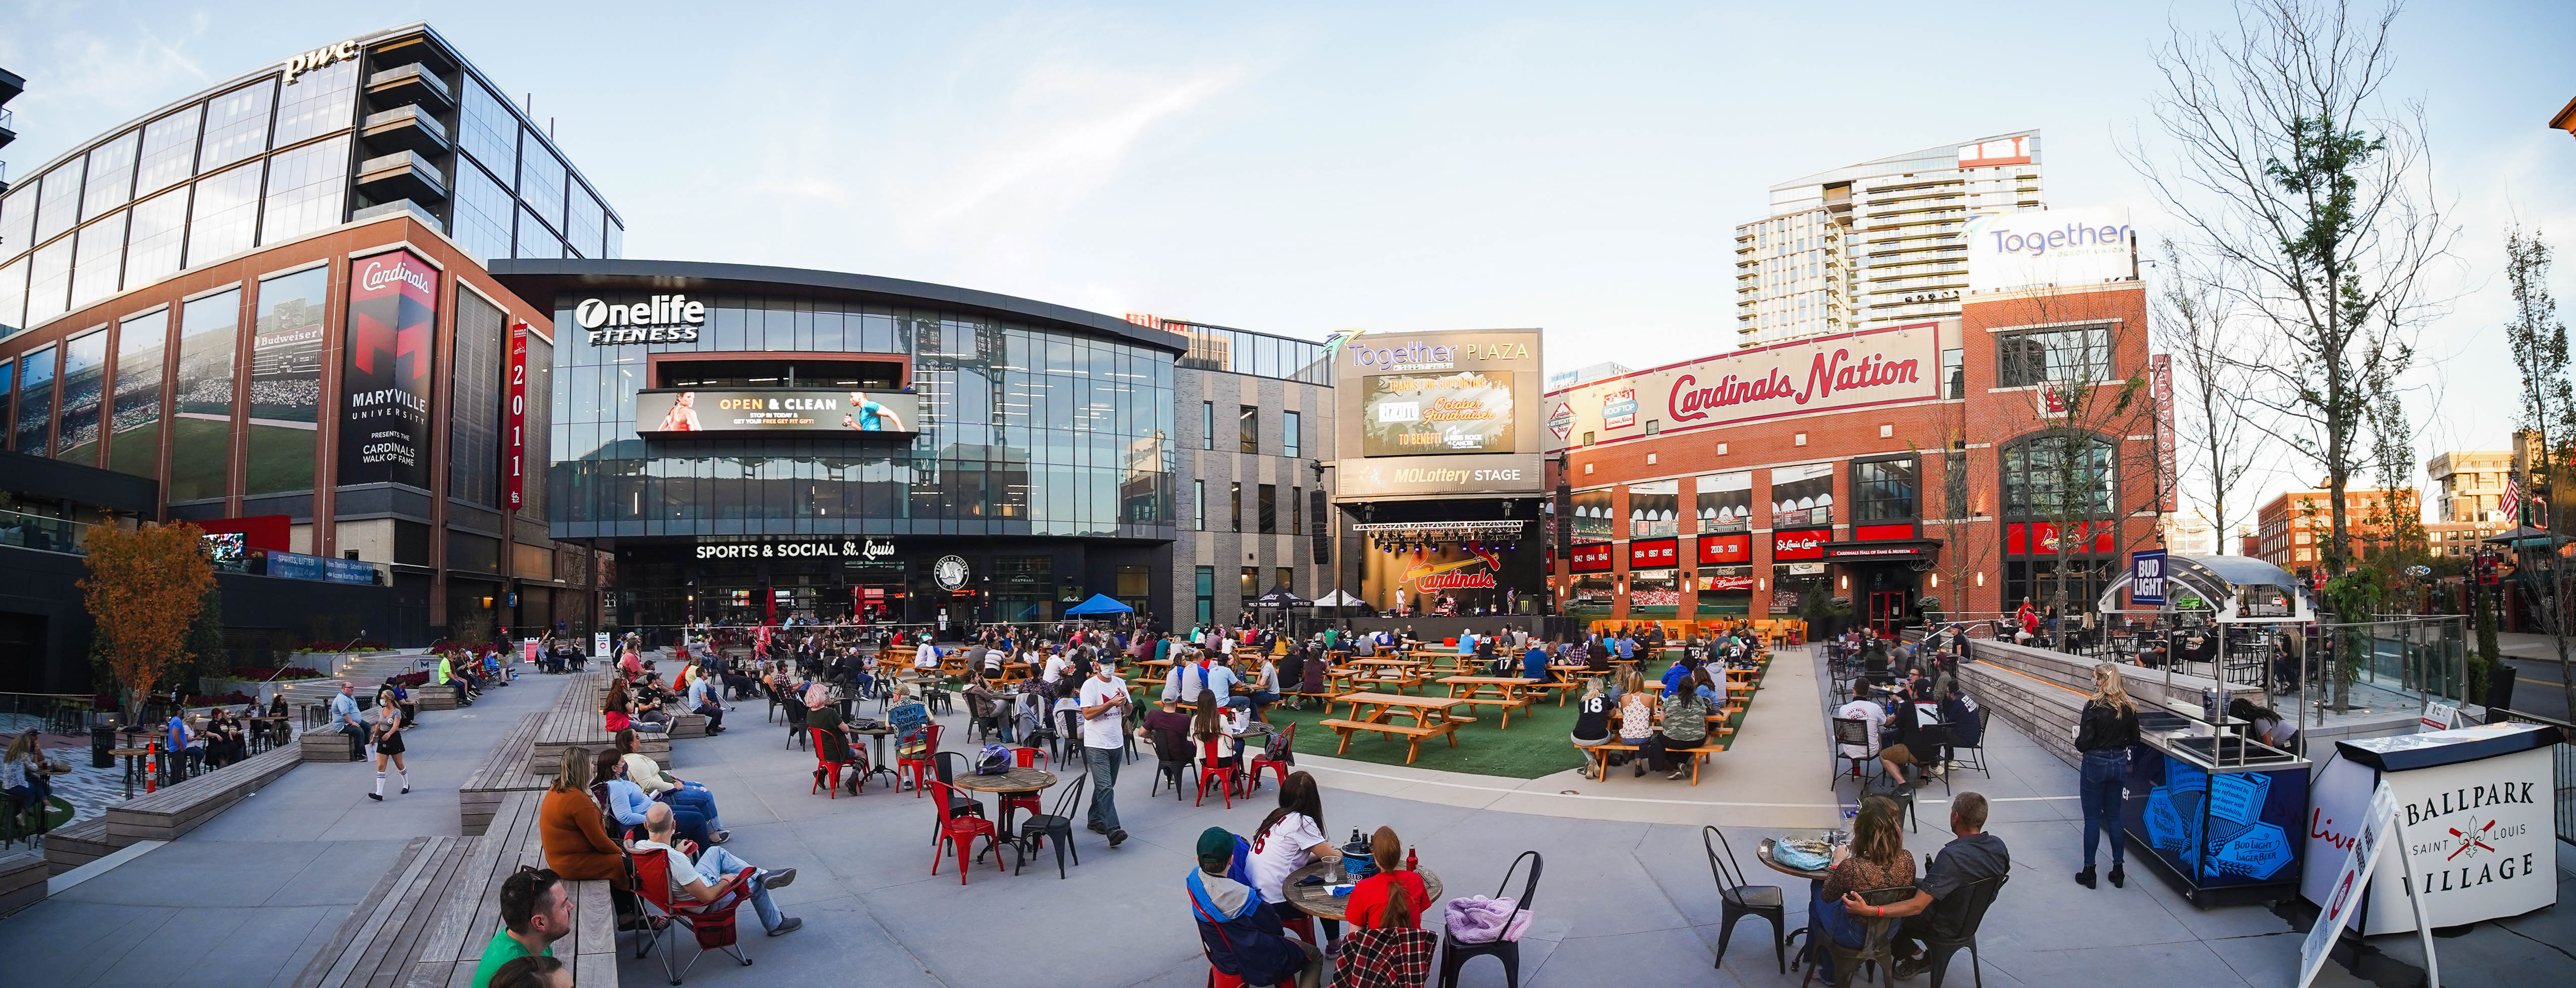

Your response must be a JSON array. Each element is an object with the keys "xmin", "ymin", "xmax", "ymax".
[{"xmin": 7, "ymin": 1, "xmax": 2573, "ymax": 519}]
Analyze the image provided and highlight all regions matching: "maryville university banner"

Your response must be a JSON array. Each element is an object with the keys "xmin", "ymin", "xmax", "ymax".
[{"xmin": 339, "ymin": 249, "xmax": 440, "ymax": 487}]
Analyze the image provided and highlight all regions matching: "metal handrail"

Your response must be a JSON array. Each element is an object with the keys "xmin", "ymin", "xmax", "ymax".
[{"xmin": 2491, "ymin": 709, "xmax": 2576, "ymax": 847}]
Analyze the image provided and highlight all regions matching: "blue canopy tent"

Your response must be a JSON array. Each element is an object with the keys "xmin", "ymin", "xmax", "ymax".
[{"xmin": 1063, "ymin": 593, "xmax": 1134, "ymax": 617}]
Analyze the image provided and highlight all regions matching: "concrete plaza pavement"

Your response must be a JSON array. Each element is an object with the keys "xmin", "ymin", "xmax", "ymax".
[{"xmin": 4, "ymin": 649, "xmax": 2569, "ymax": 988}]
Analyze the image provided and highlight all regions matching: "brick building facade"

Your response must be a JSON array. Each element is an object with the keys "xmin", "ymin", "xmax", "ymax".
[{"xmin": 1548, "ymin": 281, "xmax": 2162, "ymax": 631}]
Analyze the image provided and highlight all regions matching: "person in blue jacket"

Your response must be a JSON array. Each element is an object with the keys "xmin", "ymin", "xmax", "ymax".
[{"xmin": 1185, "ymin": 827, "xmax": 1319, "ymax": 988}]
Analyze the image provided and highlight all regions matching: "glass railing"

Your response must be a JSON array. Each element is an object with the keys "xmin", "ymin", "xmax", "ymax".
[{"xmin": 0, "ymin": 509, "xmax": 92, "ymax": 555}]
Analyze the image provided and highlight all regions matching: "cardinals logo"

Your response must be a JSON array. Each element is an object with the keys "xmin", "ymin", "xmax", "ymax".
[{"xmin": 1404, "ymin": 546, "xmax": 1504, "ymax": 591}]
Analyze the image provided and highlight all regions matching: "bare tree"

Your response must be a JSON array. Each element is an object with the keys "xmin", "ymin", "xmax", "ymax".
[
  {"xmin": 2154, "ymin": 244, "xmax": 2268, "ymax": 553},
  {"xmin": 2141, "ymin": 0, "xmax": 2454, "ymax": 601},
  {"xmin": 2503, "ymin": 225, "xmax": 2574, "ymax": 717}
]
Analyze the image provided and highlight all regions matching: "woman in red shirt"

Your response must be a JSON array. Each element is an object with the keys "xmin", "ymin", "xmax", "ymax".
[{"xmin": 1345, "ymin": 827, "xmax": 1427, "ymax": 929}]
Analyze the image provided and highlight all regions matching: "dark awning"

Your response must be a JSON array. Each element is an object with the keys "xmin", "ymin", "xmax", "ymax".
[{"xmin": 1820, "ymin": 538, "xmax": 1942, "ymax": 561}]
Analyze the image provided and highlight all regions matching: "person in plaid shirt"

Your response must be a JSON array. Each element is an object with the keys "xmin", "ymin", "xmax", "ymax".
[{"xmin": 1331, "ymin": 879, "xmax": 1436, "ymax": 988}]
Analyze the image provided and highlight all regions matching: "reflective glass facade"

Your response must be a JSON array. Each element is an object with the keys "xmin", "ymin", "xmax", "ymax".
[
  {"xmin": 0, "ymin": 25, "xmax": 623, "ymax": 340},
  {"xmin": 550, "ymin": 294, "xmax": 1177, "ymax": 541}
]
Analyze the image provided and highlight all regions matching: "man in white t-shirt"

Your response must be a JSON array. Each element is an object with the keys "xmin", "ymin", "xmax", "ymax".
[
  {"xmin": 1835, "ymin": 682, "xmax": 1886, "ymax": 765},
  {"xmin": 1162, "ymin": 652, "xmax": 1238, "ymax": 706},
  {"xmin": 1041, "ymin": 650, "xmax": 1071, "ymax": 685},
  {"xmin": 1076, "ymin": 664, "xmax": 1132, "ymax": 846},
  {"xmin": 913, "ymin": 640, "xmax": 940, "ymax": 671}
]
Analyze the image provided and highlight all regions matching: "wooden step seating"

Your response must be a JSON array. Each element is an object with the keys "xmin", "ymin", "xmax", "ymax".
[
  {"xmin": 45, "ymin": 741, "xmax": 305, "ymax": 874},
  {"xmin": 0, "ymin": 850, "xmax": 47, "ymax": 915},
  {"xmin": 458, "ymin": 713, "xmax": 549, "ymax": 837},
  {"xmin": 292, "ymin": 791, "xmax": 623, "ymax": 988},
  {"xmin": 531, "ymin": 673, "xmax": 667, "ymax": 775},
  {"xmin": 669, "ymin": 712, "xmax": 709, "ymax": 739},
  {"xmin": 105, "ymin": 742, "xmax": 300, "ymax": 843},
  {"xmin": 301, "ymin": 707, "xmax": 393, "ymax": 762}
]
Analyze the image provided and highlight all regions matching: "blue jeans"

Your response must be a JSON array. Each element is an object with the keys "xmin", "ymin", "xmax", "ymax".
[
  {"xmin": 657, "ymin": 783, "xmax": 722, "ymax": 831},
  {"xmin": 692, "ymin": 845, "xmax": 783, "ymax": 931},
  {"xmin": 1087, "ymin": 745, "xmax": 1122, "ymax": 833},
  {"xmin": 2080, "ymin": 750, "xmax": 2128, "ymax": 869}
]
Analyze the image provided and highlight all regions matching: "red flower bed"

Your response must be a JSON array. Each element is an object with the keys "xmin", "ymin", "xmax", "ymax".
[
  {"xmin": 389, "ymin": 671, "xmax": 432, "ymax": 688},
  {"xmin": 230, "ymin": 666, "xmax": 328, "ymax": 681},
  {"xmin": 185, "ymin": 691, "xmax": 257, "ymax": 707}
]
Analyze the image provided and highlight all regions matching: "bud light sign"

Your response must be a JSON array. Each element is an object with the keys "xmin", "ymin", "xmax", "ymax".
[{"xmin": 2131, "ymin": 550, "xmax": 2167, "ymax": 605}]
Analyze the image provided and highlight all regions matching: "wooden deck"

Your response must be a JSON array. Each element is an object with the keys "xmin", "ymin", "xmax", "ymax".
[
  {"xmin": 103, "ymin": 742, "xmax": 301, "ymax": 844},
  {"xmin": 530, "ymin": 674, "xmax": 666, "ymax": 775},
  {"xmin": 457, "ymin": 713, "xmax": 548, "ymax": 837}
]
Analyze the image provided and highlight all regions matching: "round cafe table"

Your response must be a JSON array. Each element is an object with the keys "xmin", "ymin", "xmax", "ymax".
[
  {"xmin": 1757, "ymin": 832, "xmax": 1842, "ymax": 972},
  {"xmin": 949, "ymin": 765, "xmax": 1056, "ymax": 834},
  {"xmin": 1282, "ymin": 858, "xmax": 1444, "ymax": 947}
]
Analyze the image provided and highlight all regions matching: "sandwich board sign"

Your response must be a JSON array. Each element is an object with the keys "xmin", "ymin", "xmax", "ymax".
[{"xmin": 2295, "ymin": 781, "xmax": 2436, "ymax": 988}]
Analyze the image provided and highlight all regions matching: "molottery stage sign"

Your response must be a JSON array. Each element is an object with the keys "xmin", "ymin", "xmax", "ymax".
[
  {"xmin": 338, "ymin": 249, "xmax": 440, "ymax": 488},
  {"xmin": 1543, "ymin": 322, "xmax": 1940, "ymax": 450}
]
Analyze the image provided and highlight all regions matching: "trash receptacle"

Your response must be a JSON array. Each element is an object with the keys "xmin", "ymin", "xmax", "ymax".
[{"xmin": 91, "ymin": 723, "xmax": 117, "ymax": 768}]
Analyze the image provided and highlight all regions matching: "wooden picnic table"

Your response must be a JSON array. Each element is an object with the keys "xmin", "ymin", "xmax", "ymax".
[
  {"xmin": 1348, "ymin": 657, "xmax": 1426, "ymax": 668},
  {"xmin": 1434, "ymin": 676, "xmax": 1542, "ymax": 729},
  {"xmin": 1321, "ymin": 692, "xmax": 1465, "ymax": 764}
]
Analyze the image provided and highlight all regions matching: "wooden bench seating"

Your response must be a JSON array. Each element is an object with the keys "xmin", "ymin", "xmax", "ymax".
[
  {"xmin": 105, "ymin": 742, "xmax": 300, "ymax": 843},
  {"xmin": 301, "ymin": 729, "xmax": 361, "ymax": 762},
  {"xmin": 1579, "ymin": 740, "xmax": 1728, "ymax": 785},
  {"xmin": 292, "ymin": 791, "xmax": 624, "ymax": 988},
  {"xmin": 669, "ymin": 711, "xmax": 709, "ymax": 739},
  {"xmin": 415, "ymin": 688, "xmax": 459, "ymax": 711},
  {"xmin": 458, "ymin": 713, "xmax": 549, "ymax": 836},
  {"xmin": 40, "ymin": 817, "xmax": 115, "ymax": 875},
  {"xmin": 531, "ymin": 673, "xmax": 667, "ymax": 774},
  {"xmin": 0, "ymin": 850, "xmax": 47, "ymax": 915},
  {"xmin": 1320, "ymin": 718, "xmax": 1458, "ymax": 764}
]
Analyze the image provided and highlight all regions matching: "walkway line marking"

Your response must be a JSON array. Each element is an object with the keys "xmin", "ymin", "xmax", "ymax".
[
  {"xmin": 1302, "ymin": 761, "xmax": 2082, "ymax": 808},
  {"xmin": 46, "ymin": 838, "xmax": 166, "ymax": 896}
]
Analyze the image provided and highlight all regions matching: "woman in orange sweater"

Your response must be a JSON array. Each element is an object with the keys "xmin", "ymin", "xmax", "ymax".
[{"xmin": 539, "ymin": 746, "xmax": 630, "ymax": 892}]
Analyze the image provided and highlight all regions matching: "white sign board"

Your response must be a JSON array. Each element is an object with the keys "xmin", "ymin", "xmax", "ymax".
[
  {"xmin": 2302, "ymin": 728, "xmax": 2557, "ymax": 934},
  {"xmin": 594, "ymin": 632, "xmax": 612, "ymax": 656},
  {"xmin": 1964, "ymin": 206, "xmax": 2135, "ymax": 295},
  {"xmin": 2418, "ymin": 700, "xmax": 2458, "ymax": 733},
  {"xmin": 2297, "ymin": 782, "xmax": 2392, "ymax": 988}
]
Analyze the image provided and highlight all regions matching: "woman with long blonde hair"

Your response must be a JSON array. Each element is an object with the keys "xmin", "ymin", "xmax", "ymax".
[{"xmin": 2073, "ymin": 662, "xmax": 2139, "ymax": 889}]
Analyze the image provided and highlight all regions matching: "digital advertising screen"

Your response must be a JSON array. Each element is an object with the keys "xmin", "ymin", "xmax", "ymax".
[
  {"xmin": 635, "ymin": 389, "xmax": 921, "ymax": 436},
  {"xmin": 1359, "ymin": 371, "xmax": 1517, "ymax": 457}
]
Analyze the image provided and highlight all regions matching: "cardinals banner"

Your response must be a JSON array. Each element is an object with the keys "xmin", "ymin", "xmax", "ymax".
[{"xmin": 338, "ymin": 249, "xmax": 440, "ymax": 487}]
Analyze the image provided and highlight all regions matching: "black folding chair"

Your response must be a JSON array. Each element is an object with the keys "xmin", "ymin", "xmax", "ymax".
[
  {"xmin": 1830, "ymin": 718, "xmax": 1876, "ymax": 791},
  {"xmin": 1703, "ymin": 826, "xmax": 1787, "ymax": 973},
  {"xmin": 1437, "ymin": 850, "xmax": 1541, "ymax": 988}
]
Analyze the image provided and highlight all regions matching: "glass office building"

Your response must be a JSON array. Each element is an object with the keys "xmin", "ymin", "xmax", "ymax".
[
  {"xmin": 489, "ymin": 259, "xmax": 1185, "ymax": 632},
  {"xmin": 0, "ymin": 22, "xmax": 622, "ymax": 340}
]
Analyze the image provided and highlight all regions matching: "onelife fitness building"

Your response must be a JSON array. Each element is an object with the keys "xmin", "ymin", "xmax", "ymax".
[
  {"xmin": 488, "ymin": 260, "xmax": 1186, "ymax": 634},
  {"xmin": 1546, "ymin": 275, "xmax": 2164, "ymax": 631},
  {"xmin": 1330, "ymin": 328, "xmax": 1549, "ymax": 618}
]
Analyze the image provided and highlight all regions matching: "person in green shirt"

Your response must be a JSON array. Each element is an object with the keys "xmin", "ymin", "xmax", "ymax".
[{"xmin": 473, "ymin": 867, "xmax": 571, "ymax": 988}]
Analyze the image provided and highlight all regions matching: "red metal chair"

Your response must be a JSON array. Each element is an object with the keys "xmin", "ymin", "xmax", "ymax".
[
  {"xmin": 928, "ymin": 778, "xmax": 1003, "ymax": 884},
  {"xmin": 1195, "ymin": 736, "xmax": 1242, "ymax": 808},
  {"xmin": 1245, "ymin": 723, "xmax": 1296, "ymax": 795},
  {"xmin": 898, "ymin": 723, "xmax": 943, "ymax": 798},
  {"xmin": 811, "ymin": 728, "xmax": 851, "ymax": 798},
  {"xmin": 630, "ymin": 847, "xmax": 755, "ymax": 984},
  {"xmin": 1002, "ymin": 747, "xmax": 1047, "ymax": 818}
]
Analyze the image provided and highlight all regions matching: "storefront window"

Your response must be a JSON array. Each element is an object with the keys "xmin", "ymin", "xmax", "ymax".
[
  {"xmin": 1630, "ymin": 568, "xmax": 1680, "ymax": 615},
  {"xmin": 1852, "ymin": 457, "xmax": 1917, "ymax": 522},
  {"xmin": 244, "ymin": 266, "xmax": 326, "ymax": 495},
  {"xmin": 1195, "ymin": 566, "xmax": 1215, "ymax": 625},
  {"xmin": 108, "ymin": 309, "xmax": 166, "ymax": 477},
  {"xmin": 55, "ymin": 328, "xmax": 108, "ymax": 463},
  {"xmin": 169, "ymin": 288, "xmax": 240, "ymax": 502},
  {"xmin": 1996, "ymin": 324, "xmax": 2112, "ymax": 388},
  {"xmin": 1695, "ymin": 565, "xmax": 1753, "ymax": 616},
  {"xmin": 2002, "ymin": 432, "xmax": 2114, "ymax": 519},
  {"xmin": 1565, "ymin": 574, "xmax": 1616, "ymax": 615},
  {"xmin": 13, "ymin": 344, "xmax": 54, "ymax": 455},
  {"xmin": 1571, "ymin": 487, "xmax": 1613, "ymax": 541},
  {"xmin": 1628, "ymin": 480, "xmax": 1678, "ymax": 537},
  {"xmin": 1771, "ymin": 463, "xmax": 1834, "ymax": 528},
  {"xmin": 1697, "ymin": 471, "xmax": 1751, "ymax": 532}
]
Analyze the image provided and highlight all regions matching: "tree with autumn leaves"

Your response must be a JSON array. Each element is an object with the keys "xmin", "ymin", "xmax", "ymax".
[{"xmin": 80, "ymin": 522, "xmax": 214, "ymax": 722}]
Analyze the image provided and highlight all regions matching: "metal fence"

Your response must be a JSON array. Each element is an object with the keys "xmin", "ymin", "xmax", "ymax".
[{"xmin": 2493, "ymin": 710, "xmax": 2576, "ymax": 847}]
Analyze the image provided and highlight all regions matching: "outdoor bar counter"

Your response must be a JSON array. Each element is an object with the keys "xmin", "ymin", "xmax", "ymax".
[{"xmin": 2121, "ymin": 706, "xmax": 2311, "ymax": 907}]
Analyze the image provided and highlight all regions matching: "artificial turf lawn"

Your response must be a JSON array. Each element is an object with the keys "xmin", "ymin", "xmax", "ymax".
[{"xmin": 1252, "ymin": 656, "xmax": 1769, "ymax": 779}]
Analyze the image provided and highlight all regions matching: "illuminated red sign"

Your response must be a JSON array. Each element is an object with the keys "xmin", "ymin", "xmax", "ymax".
[
  {"xmin": 1772, "ymin": 529, "xmax": 1829, "ymax": 561},
  {"xmin": 1569, "ymin": 542, "xmax": 1615, "ymax": 573},
  {"xmin": 2007, "ymin": 522, "xmax": 2116, "ymax": 555},
  {"xmin": 505, "ymin": 321, "xmax": 528, "ymax": 511},
  {"xmin": 1629, "ymin": 537, "xmax": 1680, "ymax": 570},
  {"xmin": 1697, "ymin": 533, "xmax": 1751, "ymax": 566}
]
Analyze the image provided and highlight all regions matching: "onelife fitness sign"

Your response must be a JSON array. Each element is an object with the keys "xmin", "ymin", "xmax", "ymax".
[
  {"xmin": 339, "ymin": 249, "xmax": 439, "ymax": 488},
  {"xmin": 1542, "ymin": 322, "xmax": 1940, "ymax": 451}
]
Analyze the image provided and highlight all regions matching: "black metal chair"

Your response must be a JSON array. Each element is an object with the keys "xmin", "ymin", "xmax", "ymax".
[
  {"xmin": 1803, "ymin": 886, "xmax": 1913, "ymax": 988},
  {"xmin": 1702, "ymin": 826, "xmax": 1787, "ymax": 973},
  {"xmin": 1146, "ymin": 728, "xmax": 1197, "ymax": 800},
  {"xmin": 1919, "ymin": 874, "xmax": 2009, "ymax": 988},
  {"xmin": 783, "ymin": 701, "xmax": 809, "ymax": 750},
  {"xmin": 1437, "ymin": 850, "xmax": 1541, "ymax": 988},
  {"xmin": 1943, "ymin": 707, "xmax": 1990, "ymax": 779},
  {"xmin": 1014, "ymin": 772, "xmax": 1087, "ymax": 879},
  {"xmin": 1830, "ymin": 718, "xmax": 1876, "ymax": 791}
]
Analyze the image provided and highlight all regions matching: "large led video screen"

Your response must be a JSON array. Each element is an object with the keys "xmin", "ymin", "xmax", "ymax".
[{"xmin": 1359, "ymin": 371, "xmax": 1517, "ymax": 457}]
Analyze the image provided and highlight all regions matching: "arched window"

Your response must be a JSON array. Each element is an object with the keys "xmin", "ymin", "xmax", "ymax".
[{"xmin": 2000, "ymin": 431, "xmax": 2116, "ymax": 521}]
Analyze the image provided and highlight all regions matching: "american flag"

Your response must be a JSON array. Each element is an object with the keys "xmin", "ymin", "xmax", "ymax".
[{"xmin": 2503, "ymin": 472, "xmax": 2521, "ymax": 523}]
